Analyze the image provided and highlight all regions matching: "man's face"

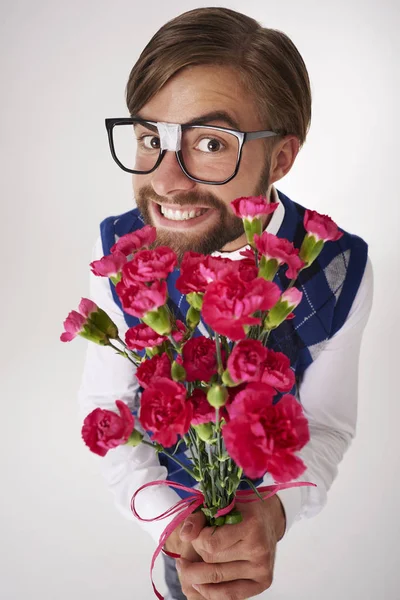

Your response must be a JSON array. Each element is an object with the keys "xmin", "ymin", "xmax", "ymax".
[{"xmin": 133, "ymin": 64, "xmax": 272, "ymax": 260}]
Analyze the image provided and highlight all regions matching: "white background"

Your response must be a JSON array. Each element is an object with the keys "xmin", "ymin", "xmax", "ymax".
[{"xmin": 1, "ymin": 0, "xmax": 399, "ymax": 598}]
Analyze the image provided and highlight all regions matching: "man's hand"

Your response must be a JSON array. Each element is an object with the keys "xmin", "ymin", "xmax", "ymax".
[
  {"xmin": 176, "ymin": 494, "xmax": 286, "ymax": 600},
  {"xmin": 164, "ymin": 508, "xmax": 208, "ymax": 559}
]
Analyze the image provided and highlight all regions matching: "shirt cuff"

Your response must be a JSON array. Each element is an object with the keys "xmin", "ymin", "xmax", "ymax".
[{"xmin": 274, "ymin": 486, "xmax": 303, "ymax": 537}]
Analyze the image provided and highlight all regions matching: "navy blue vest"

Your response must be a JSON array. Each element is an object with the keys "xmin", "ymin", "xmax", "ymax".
[{"xmin": 99, "ymin": 189, "xmax": 368, "ymax": 495}]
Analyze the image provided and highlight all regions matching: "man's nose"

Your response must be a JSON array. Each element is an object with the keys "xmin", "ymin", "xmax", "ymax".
[{"xmin": 151, "ymin": 151, "xmax": 196, "ymax": 198}]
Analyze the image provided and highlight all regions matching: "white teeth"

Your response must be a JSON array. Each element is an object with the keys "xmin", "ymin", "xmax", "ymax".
[{"xmin": 160, "ymin": 206, "xmax": 206, "ymax": 221}]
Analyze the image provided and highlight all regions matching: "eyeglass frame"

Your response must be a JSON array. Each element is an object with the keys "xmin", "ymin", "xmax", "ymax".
[{"xmin": 105, "ymin": 117, "xmax": 285, "ymax": 186}]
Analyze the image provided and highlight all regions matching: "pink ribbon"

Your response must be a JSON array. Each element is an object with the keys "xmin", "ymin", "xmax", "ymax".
[{"xmin": 131, "ymin": 479, "xmax": 317, "ymax": 599}]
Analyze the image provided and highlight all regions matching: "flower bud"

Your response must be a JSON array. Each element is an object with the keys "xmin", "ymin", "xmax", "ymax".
[
  {"xmin": 264, "ymin": 288, "xmax": 303, "ymax": 331},
  {"xmin": 186, "ymin": 292, "xmax": 204, "ymax": 311},
  {"xmin": 125, "ymin": 429, "xmax": 143, "ymax": 447},
  {"xmin": 193, "ymin": 422, "xmax": 213, "ymax": 442},
  {"xmin": 171, "ymin": 360, "xmax": 186, "ymax": 382},
  {"xmin": 142, "ymin": 305, "xmax": 172, "ymax": 335},
  {"xmin": 207, "ymin": 384, "xmax": 228, "ymax": 408},
  {"xmin": 89, "ymin": 307, "xmax": 119, "ymax": 340},
  {"xmin": 221, "ymin": 369, "xmax": 240, "ymax": 387},
  {"xmin": 186, "ymin": 306, "xmax": 201, "ymax": 329},
  {"xmin": 258, "ymin": 255, "xmax": 279, "ymax": 281},
  {"xmin": 299, "ymin": 234, "xmax": 325, "ymax": 268},
  {"xmin": 79, "ymin": 321, "xmax": 111, "ymax": 345}
]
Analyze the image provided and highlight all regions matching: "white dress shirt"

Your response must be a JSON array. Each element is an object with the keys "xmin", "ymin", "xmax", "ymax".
[{"xmin": 77, "ymin": 186, "xmax": 374, "ymax": 543}]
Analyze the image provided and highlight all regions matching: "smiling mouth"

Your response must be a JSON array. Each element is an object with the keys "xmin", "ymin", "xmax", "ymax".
[{"xmin": 157, "ymin": 203, "xmax": 210, "ymax": 221}]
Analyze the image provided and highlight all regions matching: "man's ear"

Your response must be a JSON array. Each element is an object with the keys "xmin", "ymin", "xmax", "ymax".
[{"xmin": 269, "ymin": 135, "xmax": 300, "ymax": 185}]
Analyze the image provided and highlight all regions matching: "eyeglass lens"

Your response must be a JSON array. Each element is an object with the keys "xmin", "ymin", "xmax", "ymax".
[{"xmin": 111, "ymin": 121, "xmax": 239, "ymax": 182}]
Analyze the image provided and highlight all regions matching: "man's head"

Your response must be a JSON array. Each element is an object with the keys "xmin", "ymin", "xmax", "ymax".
[{"xmin": 123, "ymin": 7, "xmax": 311, "ymax": 260}]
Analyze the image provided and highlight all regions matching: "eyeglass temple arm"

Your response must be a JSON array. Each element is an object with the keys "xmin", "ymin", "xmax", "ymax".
[{"xmin": 245, "ymin": 131, "xmax": 280, "ymax": 141}]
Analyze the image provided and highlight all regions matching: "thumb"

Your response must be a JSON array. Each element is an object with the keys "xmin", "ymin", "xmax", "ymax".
[{"xmin": 179, "ymin": 509, "xmax": 207, "ymax": 542}]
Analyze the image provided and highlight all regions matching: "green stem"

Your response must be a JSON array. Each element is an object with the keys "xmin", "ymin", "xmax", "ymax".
[
  {"xmin": 260, "ymin": 329, "xmax": 271, "ymax": 346},
  {"xmin": 207, "ymin": 444, "xmax": 216, "ymax": 506},
  {"xmin": 215, "ymin": 334, "xmax": 223, "ymax": 377},
  {"xmin": 109, "ymin": 341, "xmax": 138, "ymax": 366},
  {"xmin": 141, "ymin": 440, "xmax": 197, "ymax": 479}
]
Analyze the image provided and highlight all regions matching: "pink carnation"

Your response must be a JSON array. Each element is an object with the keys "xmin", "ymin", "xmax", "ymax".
[
  {"xmin": 60, "ymin": 298, "xmax": 98, "ymax": 342},
  {"xmin": 81, "ymin": 400, "xmax": 135, "ymax": 457},
  {"xmin": 176, "ymin": 252, "xmax": 232, "ymax": 294},
  {"xmin": 281, "ymin": 287, "xmax": 303, "ymax": 309},
  {"xmin": 202, "ymin": 272, "xmax": 281, "ymax": 340},
  {"xmin": 125, "ymin": 320, "xmax": 186, "ymax": 351},
  {"xmin": 90, "ymin": 251, "xmax": 127, "ymax": 278},
  {"xmin": 231, "ymin": 195, "xmax": 279, "ymax": 220},
  {"xmin": 125, "ymin": 324, "xmax": 166, "ymax": 350},
  {"xmin": 140, "ymin": 378, "xmax": 192, "ymax": 447},
  {"xmin": 111, "ymin": 225, "xmax": 157, "ymax": 256},
  {"xmin": 122, "ymin": 246, "xmax": 177, "ymax": 284},
  {"xmin": 116, "ymin": 279, "xmax": 167, "ymax": 318},
  {"xmin": 227, "ymin": 339, "xmax": 268, "ymax": 383},
  {"xmin": 304, "ymin": 210, "xmax": 343, "ymax": 242},
  {"xmin": 223, "ymin": 384, "xmax": 309, "ymax": 481},
  {"xmin": 254, "ymin": 232, "xmax": 305, "ymax": 279}
]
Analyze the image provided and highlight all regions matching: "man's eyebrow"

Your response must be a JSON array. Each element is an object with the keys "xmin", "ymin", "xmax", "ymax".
[
  {"xmin": 183, "ymin": 111, "xmax": 240, "ymax": 130},
  {"xmin": 132, "ymin": 111, "xmax": 241, "ymax": 131}
]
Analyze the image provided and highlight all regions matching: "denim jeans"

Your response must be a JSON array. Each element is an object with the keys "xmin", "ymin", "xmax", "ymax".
[{"xmin": 162, "ymin": 553, "xmax": 187, "ymax": 600}]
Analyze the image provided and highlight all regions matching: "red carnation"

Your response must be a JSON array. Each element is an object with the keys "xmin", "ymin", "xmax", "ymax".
[
  {"xmin": 189, "ymin": 389, "xmax": 215, "ymax": 425},
  {"xmin": 136, "ymin": 354, "xmax": 172, "ymax": 389},
  {"xmin": 261, "ymin": 349, "xmax": 296, "ymax": 393},
  {"xmin": 202, "ymin": 272, "xmax": 281, "ymax": 341},
  {"xmin": 227, "ymin": 339, "xmax": 268, "ymax": 383},
  {"xmin": 81, "ymin": 400, "xmax": 135, "ymax": 457},
  {"xmin": 116, "ymin": 279, "xmax": 167, "ymax": 318},
  {"xmin": 122, "ymin": 246, "xmax": 177, "ymax": 284},
  {"xmin": 222, "ymin": 384, "xmax": 310, "ymax": 481},
  {"xmin": 140, "ymin": 378, "xmax": 192, "ymax": 447},
  {"xmin": 182, "ymin": 336, "xmax": 222, "ymax": 382},
  {"xmin": 176, "ymin": 252, "xmax": 232, "ymax": 294}
]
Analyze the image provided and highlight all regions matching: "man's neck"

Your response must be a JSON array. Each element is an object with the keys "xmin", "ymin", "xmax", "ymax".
[{"xmin": 220, "ymin": 209, "xmax": 273, "ymax": 253}]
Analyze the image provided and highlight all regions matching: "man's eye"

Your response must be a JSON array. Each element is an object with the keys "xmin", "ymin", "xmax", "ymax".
[
  {"xmin": 139, "ymin": 135, "xmax": 160, "ymax": 150},
  {"xmin": 196, "ymin": 138, "xmax": 224, "ymax": 153}
]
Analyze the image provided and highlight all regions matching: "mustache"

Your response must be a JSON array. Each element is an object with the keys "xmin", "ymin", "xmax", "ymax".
[{"xmin": 136, "ymin": 186, "xmax": 226, "ymax": 211}]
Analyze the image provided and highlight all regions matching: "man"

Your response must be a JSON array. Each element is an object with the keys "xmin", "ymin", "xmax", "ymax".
[{"xmin": 78, "ymin": 7, "xmax": 373, "ymax": 600}]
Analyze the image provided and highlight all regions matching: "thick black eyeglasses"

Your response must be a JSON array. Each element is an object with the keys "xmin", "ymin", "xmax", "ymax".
[{"xmin": 105, "ymin": 117, "xmax": 283, "ymax": 185}]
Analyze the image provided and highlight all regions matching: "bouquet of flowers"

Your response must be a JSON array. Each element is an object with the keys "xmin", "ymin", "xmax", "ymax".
[{"xmin": 61, "ymin": 195, "xmax": 342, "ymax": 597}]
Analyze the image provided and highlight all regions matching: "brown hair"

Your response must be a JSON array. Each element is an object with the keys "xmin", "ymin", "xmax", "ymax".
[{"xmin": 125, "ymin": 7, "xmax": 312, "ymax": 151}]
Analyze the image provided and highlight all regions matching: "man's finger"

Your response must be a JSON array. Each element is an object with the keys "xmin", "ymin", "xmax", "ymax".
[
  {"xmin": 177, "ymin": 557, "xmax": 251, "ymax": 585},
  {"xmin": 192, "ymin": 578, "xmax": 266, "ymax": 600},
  {"xmin": 180, "ymin": 509, "xmax": 207, "ymax": 542},
  {"xmin": 192, "ymin": 519, "xmax": 247, "ymax": 557}
]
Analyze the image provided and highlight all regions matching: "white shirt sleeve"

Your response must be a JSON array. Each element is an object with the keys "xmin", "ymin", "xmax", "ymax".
[
  {"xmin": 77, "ymin": 236, "xmax": 182, "ymax": 544},
  {"xmin": 273, "ymin": 255, "xmax": 374, "ymax": 536}
]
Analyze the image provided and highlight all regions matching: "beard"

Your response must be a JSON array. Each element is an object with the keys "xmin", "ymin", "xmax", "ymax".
[{"xmin": 135, "ymin": 167, "xmax": 271, "ymax": 263}]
